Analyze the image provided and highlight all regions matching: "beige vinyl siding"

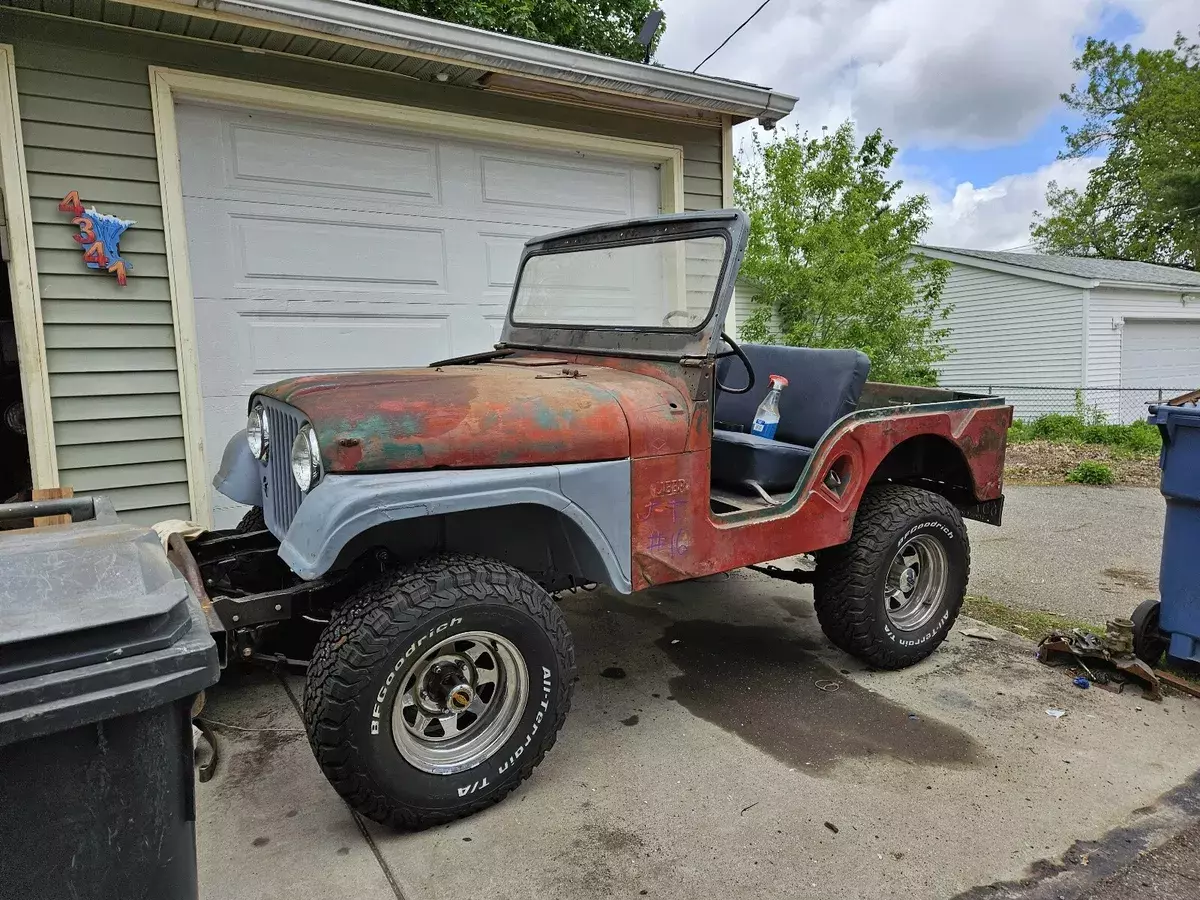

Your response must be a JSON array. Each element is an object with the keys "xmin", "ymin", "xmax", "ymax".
[
  {"xmin": 4, "ymin": 7, "xmax": 724, "ymax": 524},
  {"xmin": 935, "ymin": 263, "xmax": 1084, "ymax": 418}
]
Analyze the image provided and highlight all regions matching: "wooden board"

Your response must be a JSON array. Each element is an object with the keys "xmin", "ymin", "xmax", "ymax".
[{"xmin": 32, "ymin": 486, "xmax": 73, "ymax": 527}]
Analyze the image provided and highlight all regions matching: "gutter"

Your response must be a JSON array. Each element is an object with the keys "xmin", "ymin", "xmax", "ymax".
[{"xmin": 159, "ymin": 0, "xmax": 797, "ymax": 127}]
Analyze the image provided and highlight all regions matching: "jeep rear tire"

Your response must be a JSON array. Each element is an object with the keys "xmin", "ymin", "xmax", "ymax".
[
  {"xmin": 814, "ymin": 486, "xmax": 969, "ymax": 669},
  {"xmin": 303, "ymin": 554, "xmax": 575, "ymax": 830}
]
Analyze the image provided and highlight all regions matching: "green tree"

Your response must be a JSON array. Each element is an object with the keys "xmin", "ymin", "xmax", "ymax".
[
  {"xmin": 369, "ymin": 0, "xmax": 664, "ymax": 62},
  {"xmin": 1032, "ymin": 32, "xmax": 1200, "ymax": 266},
  {"xmin": 734, "ymin": 123, "xmax": 952, "ymax": 386}
]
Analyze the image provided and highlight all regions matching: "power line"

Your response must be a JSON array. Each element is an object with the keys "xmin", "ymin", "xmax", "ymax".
[{"xmin": 692, "ymin": 0, "xmax": 776, "ymax": 73}]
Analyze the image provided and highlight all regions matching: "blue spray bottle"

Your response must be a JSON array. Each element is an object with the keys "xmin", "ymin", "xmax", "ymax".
[{"xmin": 750, "ymin": 375, "xmax": 789, "ymax": 440}]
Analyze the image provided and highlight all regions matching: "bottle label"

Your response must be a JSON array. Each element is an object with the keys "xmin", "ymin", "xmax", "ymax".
[{"xmin": 751, "ymin": 418, "xmax": 778, "ymax": 439}]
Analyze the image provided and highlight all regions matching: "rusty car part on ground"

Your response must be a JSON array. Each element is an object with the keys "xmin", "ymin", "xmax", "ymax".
[{"xmin": 1038, "ymin": 626, "xmax": 1164, "ymax": 702}]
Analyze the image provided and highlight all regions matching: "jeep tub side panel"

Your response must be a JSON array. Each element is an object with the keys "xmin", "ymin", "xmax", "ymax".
[
  {"xmin": 277, "ymin": 461, "xmax": 633, "ymax": 589},
  {"xmin": 629, "ymin": 401, "xmax": 1011, "ymax": 589}
]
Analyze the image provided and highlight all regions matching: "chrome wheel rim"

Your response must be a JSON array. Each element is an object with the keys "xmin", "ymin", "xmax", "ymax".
[
  {"xmin": 391, "ymin": 631, "xmax": 528, "ymax": 775},
  {"xmin": 884, "ymin": 534, "xmax": 950, "ymax": 632}
]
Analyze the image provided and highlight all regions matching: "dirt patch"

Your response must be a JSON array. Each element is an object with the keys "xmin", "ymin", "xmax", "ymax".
[
  {"xmin": 1103, "ymin": 567, "xmax": 1158, "ymax": 592},
  {"xmin": 1004, "ymin": 441, "xmax": 1160, "ymax": 487}
]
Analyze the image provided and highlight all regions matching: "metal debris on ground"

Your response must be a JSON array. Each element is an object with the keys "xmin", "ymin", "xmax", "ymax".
[
  {"xmin": 1037, "ymin": 622, "xmax": 1163, "ymax": 702},
  {"xmin": 960, "ymin": 628, "xmax": 997, "ymax": 641}
]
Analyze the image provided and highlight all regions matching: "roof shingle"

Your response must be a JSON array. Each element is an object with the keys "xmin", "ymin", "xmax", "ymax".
[{"xmin": 918, "ymin": 246, "xmax": 1200, "ymax": 289}]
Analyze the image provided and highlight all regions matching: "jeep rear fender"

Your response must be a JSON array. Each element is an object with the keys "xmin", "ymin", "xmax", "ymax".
[{"xmin": 277, "ymin": 461, "xmax": 632, "ymax": 591}]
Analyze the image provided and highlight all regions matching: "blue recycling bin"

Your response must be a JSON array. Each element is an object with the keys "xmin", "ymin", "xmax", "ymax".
[{"xmin": 1150, "ymin": 403, "xmax": 1200, "ymax": 662}]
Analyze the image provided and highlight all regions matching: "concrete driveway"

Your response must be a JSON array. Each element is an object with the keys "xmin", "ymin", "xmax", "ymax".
[
  {"xmin": 969, "ymin": 485, "xmax": 1165, "ymax": 624},
  {"xmin": 197, "ymin": 558, "xmax": 1200, "ymax": 900}
]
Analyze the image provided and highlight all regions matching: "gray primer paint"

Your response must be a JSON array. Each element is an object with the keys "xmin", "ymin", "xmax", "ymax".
[
  {"xmin": 277, "ymin": 461, "xmax": 632, "ymax": 589},
  {"xmin": 212, "ymin": 430, "xmax": 263, "ymax": 508}
]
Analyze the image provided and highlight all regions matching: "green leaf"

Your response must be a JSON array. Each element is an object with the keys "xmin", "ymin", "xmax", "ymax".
[
  {"xmin": 1033, "ymin": 29, "xmax": 1200, "ymax": 266},
  {"xmin": 369, "ymin": 0, "xmax": 665, "ymax": 61},
  {"xmin": 734, "ymin": 123, "xmax": 952, "ymax": 385}
]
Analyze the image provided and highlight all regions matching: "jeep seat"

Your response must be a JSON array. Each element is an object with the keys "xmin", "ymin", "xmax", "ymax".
[{"xmin": 712, "ymin": 345, "xmax": 871, "ymax": 494}]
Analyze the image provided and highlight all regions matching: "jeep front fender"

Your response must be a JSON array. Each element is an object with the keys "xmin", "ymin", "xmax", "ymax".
[
  {"xmin": 212, "ymin": 429, "xmax": 263, "ymax": 508},
  {"xmin": 277, "ymin": 461, "xmax": 632, "ymax": 591}
]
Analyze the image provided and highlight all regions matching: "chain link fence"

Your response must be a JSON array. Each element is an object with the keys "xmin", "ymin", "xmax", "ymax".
[{"xmin": 946, "ymin": 386, "xmax": 1195, "ymax": 424}]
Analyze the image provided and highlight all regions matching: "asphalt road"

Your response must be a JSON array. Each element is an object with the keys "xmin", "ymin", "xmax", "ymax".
[{"xmin": 968, "ymin": 485, "xmax": 1166, "ymax": 624}]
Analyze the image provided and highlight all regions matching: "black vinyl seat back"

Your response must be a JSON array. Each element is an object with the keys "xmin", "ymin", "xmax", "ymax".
[{"xmin": 714, "ymin": 344, "xmax": 871, "ymax": 445}]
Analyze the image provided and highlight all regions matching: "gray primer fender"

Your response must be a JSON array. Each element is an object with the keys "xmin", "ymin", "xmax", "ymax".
[
  {"xmin": 277, "ymin": 460, "xmax": 632, "ymax": 591},
  {"xmin": 212, "ymin": 429, "xmax": 263, "ymax": 507}
]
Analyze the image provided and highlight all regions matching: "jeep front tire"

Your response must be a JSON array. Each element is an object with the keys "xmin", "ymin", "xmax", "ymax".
[
  {"xmin": 814, "ymin": 485, "xmax": 970, "ymax": 669},
  {"xmin": 303, "ymin": 554, "xmax": 575, "ymax": 829}
]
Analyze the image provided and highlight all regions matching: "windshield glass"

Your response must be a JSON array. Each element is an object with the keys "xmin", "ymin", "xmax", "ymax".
[{"xmin": 510, "ymin": 235, "xmax": 728, "ymax": 330}]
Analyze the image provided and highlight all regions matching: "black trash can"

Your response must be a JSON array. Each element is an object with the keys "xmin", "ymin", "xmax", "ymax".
[{"xmin": 0, "ymin": 497, "xmax": 219, "ymax": 900}]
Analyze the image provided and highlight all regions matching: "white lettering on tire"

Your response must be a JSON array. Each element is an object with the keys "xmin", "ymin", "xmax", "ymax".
[
  {"xmin": 495, "ymin": 666, "xmax": 552, "ymax": 777},
  {"xmin": 369, "ymin": 616, "xmax": 463, "ymax": 737}
]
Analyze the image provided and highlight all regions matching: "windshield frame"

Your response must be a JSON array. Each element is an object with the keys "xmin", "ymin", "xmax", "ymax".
[{"xmin": 499, "ymin": 210, "xmax": 749, "ymax": 361}]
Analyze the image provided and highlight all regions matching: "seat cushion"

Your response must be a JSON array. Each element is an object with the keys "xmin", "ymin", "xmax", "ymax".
[
  {"xmin": 715, "ymin": 345, "xmax": 871, "ymax": 446},
  {"xmin": 711, "ymin": 430, "xmax": 813, "ymax": 493}
]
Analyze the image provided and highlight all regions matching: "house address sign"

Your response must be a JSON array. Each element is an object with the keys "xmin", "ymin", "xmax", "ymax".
[{"xmin": 58, "ymin": 190, "xmax": 134, "ymax": 285}]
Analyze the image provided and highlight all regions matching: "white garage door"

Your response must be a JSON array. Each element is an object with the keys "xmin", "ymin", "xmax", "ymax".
[
  {"xmin": 177, "ymin": 102, "xmax": 660, "ymax": 525},
  {"xmin": 1119, "ymin": 319, "xmax": 1200, "ymax": 421}
]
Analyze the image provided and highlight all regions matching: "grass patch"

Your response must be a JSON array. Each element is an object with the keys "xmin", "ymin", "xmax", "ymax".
[
  {"xmin": 1066, "ymin": 460, "xmax": 1115, "ymax": 485},
  {"xmin": 1008, "ymin": 413, "xmax": 1161, "ymax": 455},
  {"xmin": 962, "ymin": 596, "xmax": 1102, "ymax": 639}
]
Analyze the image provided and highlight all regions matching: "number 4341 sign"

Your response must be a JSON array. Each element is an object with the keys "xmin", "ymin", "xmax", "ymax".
[{"xmin": 58, "ymin": 190, "xmax": 135, "ymax": 285}]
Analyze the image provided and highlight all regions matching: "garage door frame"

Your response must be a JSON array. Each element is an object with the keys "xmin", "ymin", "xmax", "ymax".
[
  {"xmin": 0, "ymin": 43, "xmax": 57, "ymax": 489},
  {"xmin": 148, "ymin": 66, "xmax": 687, "ymax": 527}
]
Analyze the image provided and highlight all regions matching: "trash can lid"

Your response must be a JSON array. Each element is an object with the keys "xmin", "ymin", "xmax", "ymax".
[
  {"xmin": 0, "ymin": 499, "xmax": 219, "ymax": 745},
  {"xmin": 1149, "ymin": 404, "xmax": 1200, "ymax": 427},
  {"xmin": 0, "ymin": 520, "xmax": 192, "ymax": 683}
]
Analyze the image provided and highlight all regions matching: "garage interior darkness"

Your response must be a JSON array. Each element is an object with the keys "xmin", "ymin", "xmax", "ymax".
[{"xmin": 0, "ymin": 261, "xmax": 32, "ymax": 501}]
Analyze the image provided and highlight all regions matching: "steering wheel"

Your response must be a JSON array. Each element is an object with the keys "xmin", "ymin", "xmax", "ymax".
[
  {"xmin": 661, "ymin": 309, "xmax": 693, "ymax": 327},
  {"xmin": 715, "ymin": 331, "xmax": 755, "ymax": 395}
]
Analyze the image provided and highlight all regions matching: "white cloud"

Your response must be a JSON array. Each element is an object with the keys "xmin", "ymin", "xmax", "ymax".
[
  {"xmin": 906, "ymin": 157, "xmax": 1101, "ymax": 250},
  {"xmin": 657, "ymin": 0, "xmax": 1108, "ymax": 148},
  {"xmin": 1126, "ymin": 0, "xmax": 1198, "ymax": 49}
]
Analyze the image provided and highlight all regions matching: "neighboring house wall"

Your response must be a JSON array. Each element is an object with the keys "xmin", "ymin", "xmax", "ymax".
[
  {"xmin": 935, "ymin": 263, "xmax": 1084, "ymax": 388},
  {"xmin": 4, "ymin": 8, "xmax": 725, "ymax": 524},
  {"xmin": 1086, "ymin": 286, "xmax": 1200, "ymax": 386}
]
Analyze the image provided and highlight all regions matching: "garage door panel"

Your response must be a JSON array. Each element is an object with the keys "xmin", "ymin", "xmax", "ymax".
[
  {"xmin": 185, "ymin": 197, "xmax": 455, "ymax": 300},
  {"xmin": 479, "ymin": 154, "xmax": 636, "ymax": 216},
  {"xmin": 247, "ymin": 312, "xmax": 452, "ymax": 377},
  {"xmin": 232, "ymin": 214, "xmax": 448, "ymax": 290},
  {"xmin": 226, "ymin": 122, "xmax": 441, "ymax": 205}
]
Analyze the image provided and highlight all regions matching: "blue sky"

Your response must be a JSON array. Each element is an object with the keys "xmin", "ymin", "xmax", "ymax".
[
  {"xmin": 902, "ymin": 6, "xmax": 1141, "ymax": 192},
  {"xmin": 655, "ymin": 0, "xmax": 1196, "ymax": 250}
]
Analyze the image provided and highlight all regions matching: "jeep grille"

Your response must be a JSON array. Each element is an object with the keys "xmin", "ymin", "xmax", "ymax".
[{"xmin": 260, "ymin": 397, "xmax": 305, "ymax": 537}]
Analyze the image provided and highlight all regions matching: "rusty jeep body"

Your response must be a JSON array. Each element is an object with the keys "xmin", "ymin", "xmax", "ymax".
[{"xmin": 193, "ymin": 210, "xmax": 1012, "ymax": 830}]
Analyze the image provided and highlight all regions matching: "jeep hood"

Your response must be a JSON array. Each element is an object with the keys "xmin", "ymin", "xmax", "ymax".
[{"xmin": 255, "ymin": 362, "xmax": 687, "ymax": 472}]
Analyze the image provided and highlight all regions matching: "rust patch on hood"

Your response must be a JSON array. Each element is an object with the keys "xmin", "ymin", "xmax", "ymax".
[{"xmin": 255, "ymin": 359, "xmax": 689, "ymax": 473}]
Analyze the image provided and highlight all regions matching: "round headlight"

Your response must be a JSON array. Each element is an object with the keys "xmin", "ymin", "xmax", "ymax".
[
  {"xmin": 247, "ymin": 404, "xmax": 269, "ymax": 460},
  {"xmin": 291, "ymin": 425, "xmax": 321, "ymax": 492}
]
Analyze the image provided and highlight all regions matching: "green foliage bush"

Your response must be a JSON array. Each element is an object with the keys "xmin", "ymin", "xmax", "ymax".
[
  {"xmin": 1066, "ymin": 461, "xmax": 1115, "ymax": 485},
  {"xmin": 1008, "ymin": 414, "xmax": 1161, "ymax": 454}
]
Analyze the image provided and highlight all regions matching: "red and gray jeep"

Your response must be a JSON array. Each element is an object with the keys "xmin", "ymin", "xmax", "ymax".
[{"xmin": 188, "ymin": 210, "xmax": 1011, "ymax": 829}]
